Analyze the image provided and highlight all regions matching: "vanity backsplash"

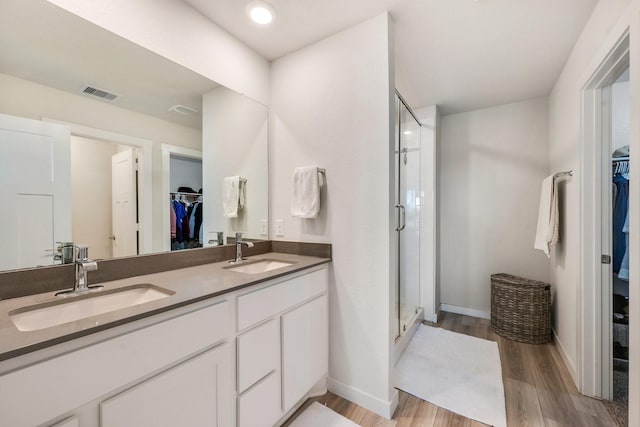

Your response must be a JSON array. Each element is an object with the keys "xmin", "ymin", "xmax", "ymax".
[{"xmin": 0, "ymin": 241, "xmax": 331, "ymax": 300}]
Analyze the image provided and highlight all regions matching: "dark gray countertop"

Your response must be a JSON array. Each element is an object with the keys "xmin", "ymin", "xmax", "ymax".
[{"xmin": 0, "ymin": 252, "xmax": 330, "ymax": 361}]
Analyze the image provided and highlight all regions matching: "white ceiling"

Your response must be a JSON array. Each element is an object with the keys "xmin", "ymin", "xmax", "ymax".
[
  {"xmin": 183, "ymin": 0, "xmax": 598, "ymax": 115},
  {"xmin": 0, "ymin": 0, "xmax": 218, "ymax": 129}
]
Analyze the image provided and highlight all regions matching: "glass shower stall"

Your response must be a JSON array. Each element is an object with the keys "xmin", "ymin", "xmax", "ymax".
[{"xmin": 394, "ymin": 92, "xmax": 422, "ymax": 337}]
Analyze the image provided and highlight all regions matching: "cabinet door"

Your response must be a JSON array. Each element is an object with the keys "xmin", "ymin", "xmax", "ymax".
[
  {"xmin": 101, "ymin": 343, "xmax": 231, "ymax": 427},
  {"xmin": 281, "ymin": 295, "xmax": 328, "ymax": 412}
]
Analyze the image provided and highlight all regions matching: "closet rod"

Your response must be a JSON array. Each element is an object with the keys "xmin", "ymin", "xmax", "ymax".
[{"xmin": 613, "ymin": 156, "xmax": 630, "ymax": 162}]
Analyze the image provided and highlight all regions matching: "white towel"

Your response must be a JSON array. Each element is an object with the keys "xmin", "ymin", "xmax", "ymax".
[
  {"xmin": 534, "ymin": 175, "xmax": 559, "ymax": 257},
  {"xmin": 291, "ymin": 166, "xmax": 320, "ymax": 218},
  {"xmin": 223, "ymin": 176, "xmax": 245, "ymax": 218}
]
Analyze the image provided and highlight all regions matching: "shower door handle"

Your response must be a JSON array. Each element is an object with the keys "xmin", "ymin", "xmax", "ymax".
[{"xmin": 395, "ymin": 204, "xmax": 406, "ymax": 231}]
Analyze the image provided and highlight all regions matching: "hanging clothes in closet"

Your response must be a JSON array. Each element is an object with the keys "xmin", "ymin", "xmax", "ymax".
[
  {"xmin": 611, "ymin": 152, "xmax": 629, "ymax": 365},
  {"xmin": 612, "ymin": 171, "xmax": 628, "ymax": 274},
  {"xmin": 612, "ymin": 150, "xmax": 630, "ymax": 281},
  {"xmin": 171, "ymin": 198, "xmax": 188, "ymax": 250},
  {"xmin": 170, "ymin": 192, "xmax": 203, "ymax": 251},
  {"xmin": 186, "ymin": 199, "xmax": 203, "ymax": 245}
]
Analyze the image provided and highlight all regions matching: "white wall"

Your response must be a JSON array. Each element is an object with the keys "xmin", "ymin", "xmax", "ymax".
[
  {"xmin": 46, "ymin": 0, "xmax": 269, "ymax": 105},
  {"xmin": 612, "ymin": 79, "xmax": 630, "ymax": 152},
  {"xmin": 170, "ymin": 156, "xmax": 202, "ymax": 193},
  {"xmin": 439, "ymin": 98, "xmax": 550, "ymax": 318},
  {"xmin": 70, "ymin": 136, "xmax": 117, "ymax": 260},
  {"xmin": 0, "ymin": 73, "xmax": 201, "ymax": 253},
  {"xmin": 270, "ymin": 13, "xmax": 396, "ymax": 417},
  {"xmin": 548, "ymin": 0, "xmax": 631, "ymax": 385},
  {"xmin": 202, "ymin": 86, "xmax": 269, "ymax": 242}
]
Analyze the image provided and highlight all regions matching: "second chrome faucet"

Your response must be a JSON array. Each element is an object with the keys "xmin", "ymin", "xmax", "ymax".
[
  {"xmin": 230, "ymin": 232, "xmax": 254, "ymax": 264},
  {"xmin": 56, "ymin": 245, "xmax": 103, "ymax": 297}
]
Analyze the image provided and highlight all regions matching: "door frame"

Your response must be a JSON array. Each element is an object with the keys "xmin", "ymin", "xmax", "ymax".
[
  {"xmin": 43, "ymin": 118, "xmax": 153, "ymax": 254},
  {"xmin": 579, "ymin": 31, "xmax": 629, "ymax": 399},
  {"xmin": 161, "ymin": 144, "xmax": 203, "ymax": 252}
]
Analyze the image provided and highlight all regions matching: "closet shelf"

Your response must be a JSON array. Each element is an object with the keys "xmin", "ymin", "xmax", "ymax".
[{"xmin": 170, "ymin": 191, "xmax": 202, "ymax": 201}]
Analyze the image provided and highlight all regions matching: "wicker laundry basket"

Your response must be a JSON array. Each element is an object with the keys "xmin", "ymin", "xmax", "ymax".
[{"xmin": 490, "ymin": 273, "xmax": 551, "ymax": 344}]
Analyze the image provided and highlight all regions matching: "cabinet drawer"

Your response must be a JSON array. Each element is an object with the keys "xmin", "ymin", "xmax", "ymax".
[
  {"xmin": 238, "ymin": 371, "xmax": 281, "ymax": 427},
  {"xmin": 237, "ymin": 268, "xmax": 326, "ymax": 330},
  {"xmin": 237, "ymin": 318, "xmax": 279, "ymax": 393}
]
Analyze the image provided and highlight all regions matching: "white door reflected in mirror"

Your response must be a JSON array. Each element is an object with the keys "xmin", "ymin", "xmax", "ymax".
[
  {"xmin": 0, "ymin": 113, "xmax": 71, "ymax": 270},
  {"xmin": 111, "ymin": 148, "xmax": 138, "ymax": 258}
]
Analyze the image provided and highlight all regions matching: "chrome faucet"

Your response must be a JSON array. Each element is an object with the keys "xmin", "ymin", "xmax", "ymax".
[
  {"xmin": 230, "ymin": 232, "xmax": 254, "ymax": 264},
  {"xmin": 56, "ymin": 245, "xmax": 103, "ymax": 296}
]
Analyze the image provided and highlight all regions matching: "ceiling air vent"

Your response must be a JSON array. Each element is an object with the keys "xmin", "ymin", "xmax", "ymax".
[
  {"xmin": 82, "ymin": 85, "xmax": 119, "ymax": 101},
  {"xmin": 169, "ymin": 104, "xmax": 198, "ymax": 115}
]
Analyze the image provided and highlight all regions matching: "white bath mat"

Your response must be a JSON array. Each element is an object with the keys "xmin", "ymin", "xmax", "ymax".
[
  {"xmin": 395, "ymin": 325, "xmax": 506, "ymax": 427},
  {"xmin": 289, "ymin": 401, "xmax": 360, "ymax": 427}
]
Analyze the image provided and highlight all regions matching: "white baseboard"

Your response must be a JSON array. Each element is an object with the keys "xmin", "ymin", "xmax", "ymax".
[
  {"xmin": 440, "ymin": 303, "xmax": 490, "ymax": 320},
  {"xmin": 424, "ymin": 307, "xmax": 439, "ymax": 323},
  {"xmin": 434, "ymin": 304, "xmax": 442, "ymax": 322},
  {"xmin": 389, "ymin": 388, "xmax": 399, "ymax": 419},
  {"xmin": 552, "ymin": 328, "xmax": 578, "ymax": 387},
  {"xmin": 327, "ymin": 377, "xmax": 397, "ymax": 419}
]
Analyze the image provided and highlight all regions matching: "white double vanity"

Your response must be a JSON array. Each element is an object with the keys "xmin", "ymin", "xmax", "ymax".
[{"xmin": 0, "ymin": 252, "xmax": 329, "ymax": 427}]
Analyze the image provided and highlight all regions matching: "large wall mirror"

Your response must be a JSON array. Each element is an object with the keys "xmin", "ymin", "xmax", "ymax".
[{"xmin": 0, "ymin": 0, "xmax": 268, "ymax": 272}]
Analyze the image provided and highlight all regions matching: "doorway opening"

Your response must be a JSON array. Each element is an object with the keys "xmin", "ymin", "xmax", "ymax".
[
  {"xmin": 70, "ymin": 136, "xmax": 139, "ymax": 259},
  {"xmin": 161, "ymin": 144, "xmax": 203, "ymax": 252},
  {"xmin": 579, "ymin": 31, "xmax": 630, "ymax": 410},
  {"xmin": 608, "ymin": 67, "xmax": 630, "ymax": 411},
  {"xmin": 169, "ymin": 154, "xmax": 203, "ymax": 251},
  {"xmin": 44, "ymin": 119, "xmax": 153, "ymax": 257}
]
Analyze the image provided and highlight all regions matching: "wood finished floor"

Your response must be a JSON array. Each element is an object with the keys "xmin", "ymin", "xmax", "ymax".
[{"xmin": 283, "ymin": 312, "xmax": 617, "ymax": 427}]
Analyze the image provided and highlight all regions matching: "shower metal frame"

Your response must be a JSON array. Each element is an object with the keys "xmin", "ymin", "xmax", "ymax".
[{"xmin": 395, "ymin": 90, "xmax": 422, "ymax": 338}]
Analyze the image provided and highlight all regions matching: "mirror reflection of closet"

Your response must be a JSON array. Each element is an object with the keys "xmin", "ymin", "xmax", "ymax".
[{"xmin": 169, "ymin": 155, "xmax": 203, "ymax": 251}]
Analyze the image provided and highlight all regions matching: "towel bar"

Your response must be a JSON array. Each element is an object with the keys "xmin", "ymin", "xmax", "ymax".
[{"xmin": 553, "ymin": 170, "xmax": 573, "ymax": 178}]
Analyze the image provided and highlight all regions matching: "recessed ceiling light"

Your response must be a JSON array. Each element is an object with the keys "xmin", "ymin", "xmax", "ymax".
[{"xmin": 246, "ymin": 1, "xmax": 275, "ymax": 25}]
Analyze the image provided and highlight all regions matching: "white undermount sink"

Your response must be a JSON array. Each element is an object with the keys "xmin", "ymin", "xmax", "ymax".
[
  {"xmin": 9, "ymin": 284, "xmax": 175, "ymax": 332},
  {"xmin": 224, "ymin": 258, "xmax": 295, "ymax": 274}
]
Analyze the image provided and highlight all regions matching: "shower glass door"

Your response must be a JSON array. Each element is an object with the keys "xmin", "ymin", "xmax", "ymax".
[{"xmin": 395, "ymin": 93, "xmax": 421, "ymax": 337}]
